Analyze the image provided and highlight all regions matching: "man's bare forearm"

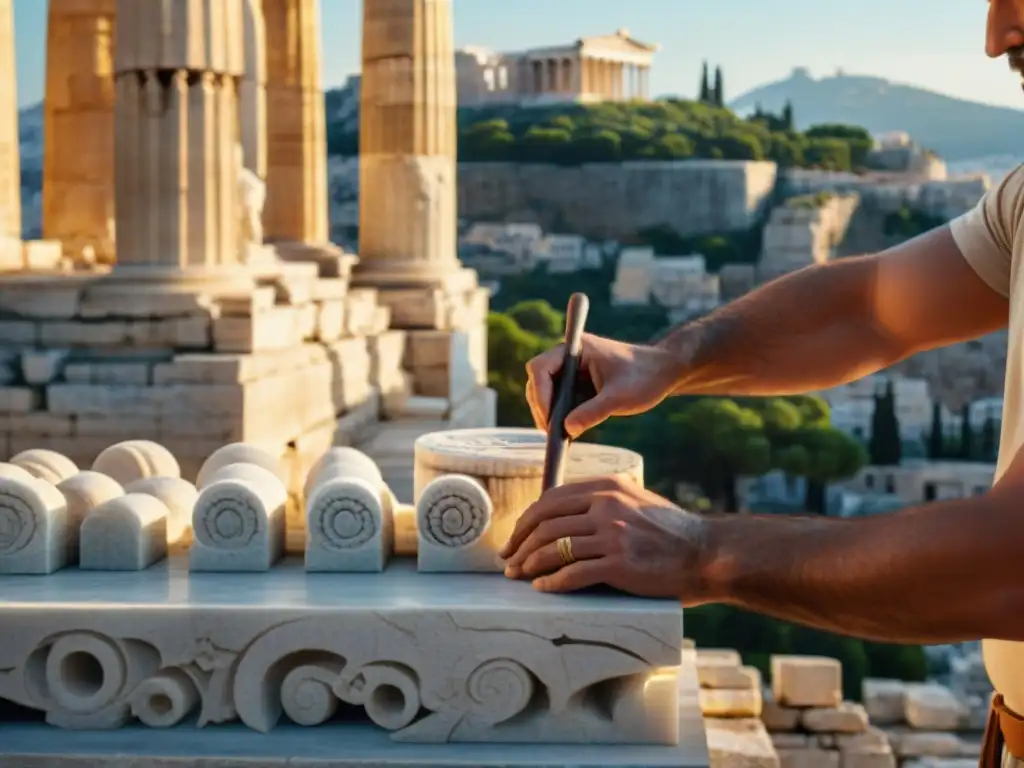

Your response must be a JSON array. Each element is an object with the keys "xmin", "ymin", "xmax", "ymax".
[
  {"xmin": 696, "ymin": 490, "xmax": 1024, "ymax": 643},
  {"xmin": 655, "ymin": 258, "xmax": 901, "ymax": 396}
]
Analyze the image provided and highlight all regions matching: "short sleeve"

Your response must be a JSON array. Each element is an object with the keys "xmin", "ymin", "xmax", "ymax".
[{"xmin": 949, "ymin": 164, "xmax": 1024, "ymax": 298}]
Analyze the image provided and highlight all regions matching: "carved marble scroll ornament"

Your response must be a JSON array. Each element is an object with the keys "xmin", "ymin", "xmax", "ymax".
[
  {"xmin": 415, "ymin": 473, "xmax": 496, "ymax": 572},
  {"xmin": 0, "ymin": 612, "xmax": 681, "ymax": 744}
]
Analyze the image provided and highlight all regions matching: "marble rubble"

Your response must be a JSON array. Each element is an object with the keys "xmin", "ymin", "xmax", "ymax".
[{"xmin": 0, "ymin": 438, "xmax": 706, "ymax": 764}]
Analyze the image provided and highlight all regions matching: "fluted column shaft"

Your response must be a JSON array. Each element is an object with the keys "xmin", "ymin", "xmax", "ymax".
[
  {"xmin": 262, "ymin": 0, "xmax": 328, "ymax": 244},
  {"xmin": 0, "ymin": 0, "xmax": 20, "ymax": 241},
  {"xmin": 43, "ymin": 0, "xmax": 116, "ymax": 264},
  {"xmin": 358, "ymin": 0, "xmax": 459, "ymax": 281},
  {"xmin": 112, "ymin": 0, "xmax": 244, "ymax": 275}
]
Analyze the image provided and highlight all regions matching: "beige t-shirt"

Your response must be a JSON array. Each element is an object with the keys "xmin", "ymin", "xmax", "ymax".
[{"xmin": 949, "ymin": 164, "xmax": 1024, "ymax": 712}]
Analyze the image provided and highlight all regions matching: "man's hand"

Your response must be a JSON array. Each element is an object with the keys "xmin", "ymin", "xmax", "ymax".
[
  {"xmin": 525, "ymin": 334, "xmax": 682, "ymax": 437},
  {"xmin": 498, "ymin": 476, "xmax": 713, "ymax": 601}
]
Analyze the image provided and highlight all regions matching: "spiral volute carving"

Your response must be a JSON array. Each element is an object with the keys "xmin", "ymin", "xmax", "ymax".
[
  {"xmin": 466, "ymin": 658, "xmax": 534, "ymax": 725},
  {"xmin": 308, "ymin": 479, "xmax": 379, "ymax": 551},
  {"xmin": 0, "ymin": 485, "xmax": 37, "ymax": 554},
  {"xmin": 417, "ymin": 474, "xmax": 492, "ymax": 549},
  {"xmin": 193, "ymin": 486, "xmax": 259, "ymax": 550},
  {"xmin": 280, "ymin": 663, "xmax": 342, "ymax": 726}
]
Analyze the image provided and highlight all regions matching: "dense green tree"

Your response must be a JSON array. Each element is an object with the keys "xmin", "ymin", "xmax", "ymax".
[
  {"xmin": 486, "ymin": 313, "xmax": 549, "ymax": 426},
  {"xmin": 712, "ymin": 66, "xmax": 724, "ymax": 107},
  {"xmin": 506, "ymin": 299, "xmax": 564, "ymax": 340},
  {"xmin": 804, "ymin": 137, "xmax": 852, "ymax": 170},
  {"xmin": 670, "ymin": 399, "xmax": 772, "ymax": 511},
  {"xmin": 960, "ymin": 404, "xmax": 974, "ymax": 460},
  {"xmin": 928, "ymin": 401, "xmax": 944, "ymax": 459},
  {"xmin": 793, "ymin": 425, "xmax": 869, "ymax": 512},
  {"xmin": 699, "ymin": 62, "xmax": 711, "ymax": 103},
  {"xmin": 869, "ymin": 381, "xmax": 902, "ymax": 466}
]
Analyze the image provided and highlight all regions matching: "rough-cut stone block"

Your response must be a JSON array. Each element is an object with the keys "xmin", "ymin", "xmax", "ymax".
[
  {"xmin": 123, "ymin": 476, "xmax": 198, "ymax": 549},
  {"xmin": 698, "ymin": 660, "xmax": 762, "ymax": 690},
  {"xmin": 835, "ymin": 726, "xmax": 890, "ymax": 752},
  {"xmin": 775, "ymin": 747, "xmax": 839, "ymax": 767},
  {"xmin": 189, "ymin": 463, "xmax": 287, "ymax": 572},
  {"xmin": 20, "ymin": 349, "xmax": 69, "ymax": 385},
  {"xmin": 705, "ymin": 717, "xmax": 779, "ymax": 768},
  {"xmin": 0, "ymin": 474, "xmax": 69, "ymax": 574},
  {"xmin": 903, "ymin": 684, "xmax": 967, "ymax": 731},
  {"xmin": 771, "ymin": 656, "xmax": 842, "ymax": 708},
  {"xmin": 889, "ymin": 729, "xmax": 963, "ymax": 758},
  {"xmin": 56, "ymin": 470, "xmax": 124, "ymax": 564},
  {"xmin": 92, "ymin": 440, "xmax": 181, "ymax": 485},
  {"xmin": 0, "ymin": 558, "xmax": 686, "ymax": 744},
  {"xmin": 801, "ymin": 702, "xmax": 869, "ymax": 733},
  {"xmin": 862, "ymin": 678, "xmax": 906, "ymax": 725},
  {"xmin": 700, "ymin": 687, "xmax": 762, "ymax": 718},
  {"xmin": 79, "ymin": 494, "xmax": 168, "ymax": 571},
  {"xmin": 841, "ymin": 747, "xmax": 896, "ymax": 768}
]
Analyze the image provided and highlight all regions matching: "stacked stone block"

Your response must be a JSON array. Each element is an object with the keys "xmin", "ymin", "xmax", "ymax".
[
  {"xmin": 697, "ymin": 647, "xmax": 780, "ymax": 768},
  {"xmin": 0, "ymin": 256, "xmax": 414, "ymax": 552},
  {"xmin": 759, "ymin": 656, "xmax": 896, "ymax": 767},
  {"xmin": 861, "ymin": 679, "xmax": 980, "ymax": 766}
]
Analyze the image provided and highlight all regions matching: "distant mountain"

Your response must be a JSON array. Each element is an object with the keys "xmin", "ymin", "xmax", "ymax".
[{"xmin": 730, "ymin": 68, "xmax": 1024, "ymax": 161}]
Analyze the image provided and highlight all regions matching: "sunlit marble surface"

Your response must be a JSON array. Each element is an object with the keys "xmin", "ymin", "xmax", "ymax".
[{"xmin": 0, "ymin": 555, "xmax": 682, "ymax": 620}]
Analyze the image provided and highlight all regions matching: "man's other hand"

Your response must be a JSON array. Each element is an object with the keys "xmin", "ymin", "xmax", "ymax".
[
  {"xmin": 499, "ymin": 477, "xmax": 714, "ymax": 602},
  {"xmin": 525, "ymin": 334, "xmax": 681, "ymax": 438}
]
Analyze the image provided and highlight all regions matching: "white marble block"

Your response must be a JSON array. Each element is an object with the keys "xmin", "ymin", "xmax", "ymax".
[
  {"xmin": 79, "ymin": 494, "xmax": 169, "ymax": 571},
  {"xmin": 413, "ymin": 429, "xmax": 643, "ymax": 572},
  {"xmin": 0, "ymin": 462, "xmax": 37, "ymax": 482},
  {"xmin": 56, "ymin": 471, "xmax": 125, "ymax": 564},
  {"xmin": 0, "ymin": 559, "xmax": 687, "ymax": 745},
  {"xmin": 196, "ymin": 443, "xmax": 285, "ymax": 488},
  {"xmin": 92, "ymin": 440, "xmax": 181, "ymax": 485},
  {"xmin": 124, "ymin": 476, "xmax": 198, "ymax": 549},
  {"xmin": 303, "ymin": 446, "xmax": 384, "ymax": 498},
  {"xmin": 304, "ymin": 447, "xmax": 394, "ymax": 572},
  {"xmin": 189, "ymin": 463, "xmax": 287, "ymax": 571},
  {"xmin": 10, "ymin": 448, "xmax": 79, "ymax": 485},
  {"xmin": 416, "ymin": 473, "xmax": 495, "ymax": 572},
  {"xmin": 0, "ymin": 474, "xmax": 69, "ymax": 574}
]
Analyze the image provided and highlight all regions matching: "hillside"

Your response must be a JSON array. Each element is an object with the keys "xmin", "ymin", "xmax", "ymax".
[{"xmin": 730, "ymin": 67, "xmax": 1024, "ymax": 161}]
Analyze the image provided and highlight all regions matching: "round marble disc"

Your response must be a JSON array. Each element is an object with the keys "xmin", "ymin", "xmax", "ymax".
[{"xmin": 414, "ymin": 428, "xmax": 643, "ymax": 482}]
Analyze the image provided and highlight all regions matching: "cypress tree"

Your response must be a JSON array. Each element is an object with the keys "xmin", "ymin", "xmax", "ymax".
[
  {"xmin": 927, "ymin": 401, "xmax": 944, "ymax": 459},
  {"xmin": 959, "ymin": 404, "xmax": 973, "ymax": 460},
  {"xmin": 699, "ymin": 62, "xmax": 710, "ymax": 102},
  {"xmin": 782, "ymin": 100, "xmax": 795, "ymax": 130},
  {"xmin": 713, "ymin": 66, "xmax": 724, "ymax": 106},
  {"xmin": 869, "ymin": 380, "xmax": 901, "ymax": 465},
  {"xmin": 981, "ymin": 407, "xmax": 998, "ymax": 462}
]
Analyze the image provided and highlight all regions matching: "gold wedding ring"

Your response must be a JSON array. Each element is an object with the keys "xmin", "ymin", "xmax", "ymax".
[{"xmin": 556, "ymin": 536, "xmax": 576, "ymax": 566}]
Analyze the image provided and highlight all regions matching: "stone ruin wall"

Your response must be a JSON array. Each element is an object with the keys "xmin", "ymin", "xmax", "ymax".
[
  {"xmin": 455, "ymin": 160, "xmax": 779, "ymax": 240},
  {"xmin": 696, "ymin": 646, "xmax": 987, "ymax": 767}
]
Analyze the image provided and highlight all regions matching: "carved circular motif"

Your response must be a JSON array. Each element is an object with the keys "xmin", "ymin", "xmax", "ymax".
[
  {"xmin": 420, "ymin": 490, "xmax": 488, "ymax": 548},
  {"xmin": 314, "ymin": 497, "xmax": 376, "ymax": 551},
  {"xmin": 194, "ymin": 489, "xmax": 259, "ymax": 550},
  {"xmin": 0, "ymin": 490, "xmax": 36, "ymax": 554},
  {"xmin": 466, "ymin": 657, "xmax": 535, "ymax": 725}
]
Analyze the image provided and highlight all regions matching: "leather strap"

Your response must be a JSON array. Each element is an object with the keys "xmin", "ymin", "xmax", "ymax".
[{"xmin": 981, "ymin": 694, "xmax": 1024, "ymax": 766}]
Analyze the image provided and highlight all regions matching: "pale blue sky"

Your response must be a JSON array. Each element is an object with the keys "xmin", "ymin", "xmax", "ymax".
[{"xmin": 12, "ymin": 1, "xmax": 1024, "ymax": 110}]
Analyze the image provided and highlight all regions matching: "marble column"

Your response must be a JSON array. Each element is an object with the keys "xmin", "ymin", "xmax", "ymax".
[
  {"xmin": 0, "ymin": 0, "xmax": 20, "ymax": 243},
  {"xmin": 240, "ymin": 0, "xmax": 266, "ymax": 179},
  {"xmin": 110, "ymin": 0, "xmax": 246, "ymax": 281},
  {"xmin": 357, "ymin": 0, "xmax": 462, "ymax": 285},
  {"xmin": 43, "ymin": 0, "xmax": 116, "ymax": 265},
  {"xmin": 262, "ymin": 0, "xmax": 328, "ymax": 245}
]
